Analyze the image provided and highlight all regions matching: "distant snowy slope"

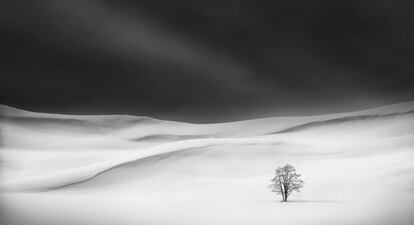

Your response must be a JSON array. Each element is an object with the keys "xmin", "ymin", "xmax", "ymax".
[
  {"xmin": 1, "ymin": 102, "xmax": 413, "ymax": 191},
  {"xmin": 2, "ymin": 101, "xmax": 414, "ymax": 144}
]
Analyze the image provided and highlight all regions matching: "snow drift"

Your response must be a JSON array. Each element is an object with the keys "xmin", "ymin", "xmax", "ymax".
[{"xmin": 1, "ymin": 102, "xmax": 414, "ymax": 225}]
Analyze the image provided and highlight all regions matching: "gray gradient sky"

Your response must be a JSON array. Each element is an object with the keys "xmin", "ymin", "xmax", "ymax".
[{"xmin": 1, "ymin": 0, "xmax": 414, "ymax": 122}]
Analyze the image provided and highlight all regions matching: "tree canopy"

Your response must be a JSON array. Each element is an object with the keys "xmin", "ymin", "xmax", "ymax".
[{"xmin": 269, "ymin": 164, "xmax": 304, "ymax": 202}]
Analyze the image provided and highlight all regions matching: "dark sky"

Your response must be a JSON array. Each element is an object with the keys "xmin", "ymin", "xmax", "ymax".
[{"xmin": 1, "ymin": 0, "xmax": 414, "ymax": 122}]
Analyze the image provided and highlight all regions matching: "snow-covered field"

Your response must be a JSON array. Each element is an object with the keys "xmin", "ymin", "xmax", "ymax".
[{"xmin": 1, "ymin": 103, "xmax": 414, "ymax": 225}]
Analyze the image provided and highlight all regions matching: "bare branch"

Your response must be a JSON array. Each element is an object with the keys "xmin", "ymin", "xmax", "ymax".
[{"xmin": 269, "ymin": 164, "xmax": 305, "ymax": 202}]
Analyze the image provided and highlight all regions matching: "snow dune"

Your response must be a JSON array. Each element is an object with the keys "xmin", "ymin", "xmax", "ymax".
[{"xmin": 1, "ymin": 102, "xmax": 414, "ymax": 225}]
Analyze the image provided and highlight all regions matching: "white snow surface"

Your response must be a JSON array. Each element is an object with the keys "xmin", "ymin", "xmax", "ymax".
[{"xmin": 1, "ymin": 102, "xmax": 414, "ymax": 225}]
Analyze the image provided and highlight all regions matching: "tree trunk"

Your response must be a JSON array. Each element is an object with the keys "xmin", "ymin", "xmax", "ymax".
[{"xmin": 284, "ymin": 190, "xmax": 288, "ymax": 202}]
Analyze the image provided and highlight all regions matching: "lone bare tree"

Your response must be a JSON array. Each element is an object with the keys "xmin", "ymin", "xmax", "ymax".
[{"xmin": 269, "ymin": 164, "xmax": 304, "ymax": 202}]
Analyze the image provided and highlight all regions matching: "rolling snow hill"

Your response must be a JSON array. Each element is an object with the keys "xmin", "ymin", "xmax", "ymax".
[{"xmin": 1, "ymin": 102, "xmax": 414, "ymax": 225}]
